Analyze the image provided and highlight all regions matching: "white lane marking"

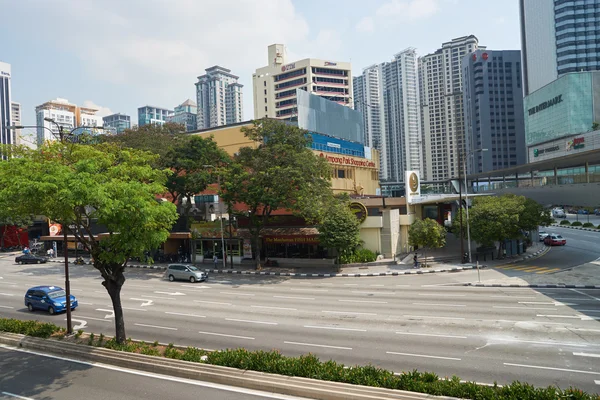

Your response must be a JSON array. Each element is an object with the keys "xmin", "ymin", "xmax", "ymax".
[
  {"xmin": 95, "ymin": 308, "xmax": 115, "ymax": 319},
  {"xmin": 0, "ymin": 345, "xmax": 303, "ymax": 399},
  {"xmin": 130, "ymin": 298, "xmax": 153, "ymax": 307},
  {"xmin": 370, "ymin": 284, "xmax": 385, "ymax": 287},
  {"xmin": 386, "ymin": 351, "xmax": 461, "ymax": 361},
  {"xmin": 412, "ymin": 303, "xmax": 466, "ymax": 307},
  {"xmin": 480, "ymin": 319, "xmax": 571, "ymax": 325},
  {"xmin": 338, "ymin": 299, "xmax": 388, "ymax": 304},
  {"xmin": 352, "ymin": 291, "xmax": 395, "ymax": 295},
  {"xmin": 495, "ymin": 338, "xmax": 587, "ymax": 347},
  {"xmin": 251, "ymin": 306, "xmax": 297, "ymax": 311},
  {"xmin": 134, "ymin": 323, "xmax": 177, "ymax": 331},
  {"xmin": 404, "ymin": 315, "xmax": 465, "ymax": 320},
  {"xmin": 198, "ymin": 331, "xmax": 254, "ymax": 340},
  {"xmin": 153, "ymin": 291, "xmax": 185, "ymax": 296},
  {"xmin": 395, "ymin": 332, "xmax": 467, "ymax": 339},
  {"xmin": 289, "ymin": 288, "xmax": 329, "ymax": 293},
  {"xmin": 284, "ymin": 341, "xmax": 352, "ymax": 350},
  {"xmin": 69, "ymin": 315, "xmax": 111, "ymax": 322},
  {"xmin": 2, "ymin": 392, "xmax": 36, "ymax": 400},
  {"xmin": 180, "ymin": 285, "xmax": 211, "ymax": 289},
  {"xmin": 573, "ymin": 352, "xmax": 600, "ymax": 358},
  {"xmin": 595, "ymin": 380, "xmax": 600, "ymax": 386},
  {"xmin": 519, "ymin": 301, "xmax": 576, "ymax": 306},
  {"xmin": 552, "ymin": 297, "xmax": 590, "ymax": 301},
  {"xmin": 225, "ymin": 318, "xmax": 277, "ymax": 325},
  {"xmin": 219, "ymin": 291, "xmax": 255, "ymax": 296},
  {"xmin": 139, "ymin": 295, "xmax": 175, "ymax": 300},
  {"xmin": 344, "ymin": 284, "xmax": 359, "ymax": 286},
  {"xmin": 418, "ymin": 293, "xmax": 466, "ymax": 297},
  {"xmin": 493, "ymin": 306, "xmax": 558, "ymax": 310},
  {"xmin": 303, "ymin": 325, "xmax": 367, "ymax": 332},
  {"xmin": 0, "ymin": 305, "xmax": 14, "ymax": 309},
  {"xmin": 396, "ymin": 285, "xmax": 411, "ymax": 287},
  {"xmin": 194, "ymin": 300, "xmax": 231, "ymax": 306},
  {"xmin": 69, "ymin": 289, "xmax": 82, "ymax": 292},
  {"xmin": 72, "ymin": 319, "xmax": 87, "ymax": 330},
  {"xmin": 165, "ymin": 312, "xmax": 206, "ymax": 318},
  {"xmin": 273, "ymin": 295, "xmax": 315, "ymax": 300},
  {"xmin": 0, "ymin": 282, "xmax": 17, "ymax": 285},
  {"xmin": 537, "ymin": 314, "xmax": 597, "ymax": 320},
  {"xmin": 574, "ymin": 309, "xmax": 600, "ymax": 313},
  {"xmin": 109, "ymin": 306, "xmax": 147, "ymax": 312},
  {"xmin": 77, "ymin": 302, "xmax": 93, "ymax": 305},
  {"xmin": 491, "ymin": 296, "xmax": 536, "ymax": 299},
  {"xmin": 126, "ymin": 284, "xmax": 155, "ymax": 288},
  {"xmin": 322, "ymin": 310, "xmax": 377, "ymax": 316},
  {"xmin": 0, "ymin": 293, "xmax": 14, "ymax": 296},
  {"xmin": 504, "ymin": 362, "xmax": 600, "ymax": 376},
  {"xmin": 571, "ymin": 289, "xmax": 600, "ymax": 302}
]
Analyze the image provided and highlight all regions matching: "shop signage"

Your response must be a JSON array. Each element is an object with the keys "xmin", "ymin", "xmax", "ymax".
[
  {"xmin": 567, "ymin": 137, "xmax": 585, "ymax": 151},
  {"xmin": 349, "ymin": 202, "xmax": 368, "ymax": 224},
  {"xmin": 318, "ymin": 152, "xmax": 376, "ymax": 168},
  {"xmin": 405, "ymin": 171, "xmax": 421, "ymax": 204},
  {"xmin": 281, "ymin": 63, "xmax": 296, "ymax": 72},
  {"xmin": 533, "ymin": 145, "xmax": 560, "ymax": 157},
  {"xmin": 528, "ymin": 94, "xmax": 563, "ymax": 116},
  {"xmin": 265, "ymin": 235, "xmax": 320, "ymax": 244},
  {"xmin": 324, "ymin": 62, "xmax": 337, "ymax": 66},
  {"xmin": 48, "ymin": 222, "xmax": 62, "ymax": 236},
  {"xmin": 326, "ymin": 142, "xmax": 341, "ymax": 149},
  {"xmin": 0, "ymin": 71, "xmax": 10, "ymax": 77}
]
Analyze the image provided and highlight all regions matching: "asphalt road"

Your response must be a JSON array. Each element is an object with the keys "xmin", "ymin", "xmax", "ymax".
[
  {"xmin": 0, "ymin": 347, "xmax": 310, "ymax": 400},
  {"xmin": 0, "ymin": 244, "xmax": 599, "ymax": 394},
  {"xmin": 492, "ymin": 226, "xmax": 600, "ymax": 276}
]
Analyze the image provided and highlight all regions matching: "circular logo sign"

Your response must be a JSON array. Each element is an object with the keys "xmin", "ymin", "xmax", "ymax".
[
  {"xmin": 409, "ymin": 173, "xmax": 419, "ymax": 193},
  {"xmin": 482, "ymin": 52, "xmax": 489, "ymax": 61},
  {"xmin": 349, "ymin": 202, "xmax": 368, "ymax": 224},
  {"xmin": 472, "ymin": 54, "xmax": 477, "ymax": 61},
  {"xmin": 281, "ymin": 66, "xmax": 286, "ymax": 72}
]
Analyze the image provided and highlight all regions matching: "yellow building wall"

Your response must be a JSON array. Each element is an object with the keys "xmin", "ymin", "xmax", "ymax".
[
  {"xmin": 360, "ymin": 227, "xmax": 381, "ymax": 254},
  {"xmin": 193, "ymin": 123, "xmax": 380, "ymax": 196}
]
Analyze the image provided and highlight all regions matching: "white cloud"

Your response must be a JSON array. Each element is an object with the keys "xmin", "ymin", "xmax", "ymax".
[
  {"xmin": 356, "ymin": 17, "xmax": 375, "ymax": 33},
  {"xmin": 82, "ymin": 100, "xmax": 113, "ymax": 117}
]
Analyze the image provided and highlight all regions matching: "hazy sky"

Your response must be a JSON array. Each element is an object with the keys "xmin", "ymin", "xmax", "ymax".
[{"xmin": 2, "ymin": 0, "xmax": 520, "ymax": 138}]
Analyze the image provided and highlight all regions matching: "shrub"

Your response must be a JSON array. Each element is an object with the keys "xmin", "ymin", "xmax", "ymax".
[
  {"xmin": 339, "ymin": 248, "xmax": 378, "ymax": 264},
  {"xmin": 0, "ymin": 318, "xmax": 60, "ymax": 338},
  {"xmin": 571, "ymin": 221, "xmax": 582, "ymax": 226},
  {"xmin": 598, "ymin": 224, "xmax": 600, "ymax": 229},
  {"xmin": 582, "ymin": 222, "xmax": 595, "ymax": 228},
  {"xmin": 87, "ymin": 333, "xmax": 95, "ymax": 346},
  {"xmin": 560, "ymin": 220, "xmax": 571, "ymax": 225}
]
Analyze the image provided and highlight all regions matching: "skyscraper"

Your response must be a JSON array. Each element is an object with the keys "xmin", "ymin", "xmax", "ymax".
[
  {"xmin": 168, "ymin": 99, "xmax": 197, "ymax": 132},
  {"xmin": 36, "ymin": 98, "xmax": 103, "ymax": 146},
  {"xmin": 137, "ymin": 106, "xmax": 174, "ymax": 127},
  {"xmin": 463, "ymin": 50, "xmax": 526, "ymax": 173},
  {"xmin": 253, "ymin": 44, "xmax": 352, "ymax": 120},
  {"xmin": 103, "ymin": 113, "xmax": 131, "ymax": 134},
  {"xmin": 10, "ymin": 102, "xmax": 21, "ymax": 145},
  {"xmin": 0, "ymin": 62, "xmax": 12, "ymax": 159},
  {"xmin": 419, "ymin": 35, "xmax": 483, "ymax": 181},
  {"xmin": 195, "ymin": 66, "xmax": 243, "ymax": 129},
  {"xmin": 520, "ymin": 0, "xmax": 600, "ymax": 95}
]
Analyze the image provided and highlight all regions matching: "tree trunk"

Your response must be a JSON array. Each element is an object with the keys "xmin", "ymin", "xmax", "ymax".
[
  {"xmin": 102, "ymin": 267, "xmax": 126, "ymax": 343},
  {"xmin": 253, "ymin": 233, "xmax": 262, "ymax": 270},
  {"xmin": 0, "ymin": 225, "xmax": 5, "ymax": 249}
]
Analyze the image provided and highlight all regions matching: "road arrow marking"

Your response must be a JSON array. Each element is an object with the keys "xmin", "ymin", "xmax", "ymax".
[
  {"xmin": 153, "ymin": 291, "xmax": 186, "ymax": 296},
  {"xmin": 71, "ymin": 319, "xmax": 87, "ymax": 330},
  {"xmin": 130, "ymin": 298, "xmax": 154, "ymax": 307},
  {"xmin": 96, "ymin": 308, "xmax": 115, "ymax": 319}
]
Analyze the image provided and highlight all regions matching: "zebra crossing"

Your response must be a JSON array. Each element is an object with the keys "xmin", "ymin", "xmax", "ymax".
[{"xmin": 493, "ymin": 264, "xmax": 562, "ymax": 274}]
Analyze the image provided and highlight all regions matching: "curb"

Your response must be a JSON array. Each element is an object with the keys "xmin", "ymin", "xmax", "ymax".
[
  {"xmin": 491, "ymin": 246, "xmax": 550, "ymax": 267},
  {"xmin": 465, "ymin": 283, "xmax": 600, "ymax": 289},
  {"xmin": 0, "ymin": 333, "xmax": 458, "ymax": 400},
  {"xmin": 125, "ymin": 264, "xmax": 480, "ymax": 277},
  {"xmin": 551, "ymin": 224, "xmax": 600, "ymax": 232}
]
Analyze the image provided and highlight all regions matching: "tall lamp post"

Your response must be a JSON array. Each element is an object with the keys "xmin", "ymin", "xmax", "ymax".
[
  {"xmin": 203, "ymin": 165, "xmax": 226, "ymax": 269},
  {"xmin": 462, "ymin": 148, "xmax": 488, "ymax": 264}
]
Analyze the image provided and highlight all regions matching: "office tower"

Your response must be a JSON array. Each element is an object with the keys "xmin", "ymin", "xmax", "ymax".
[
  {"xmin": 253, "ymin": 44, "xmax": 352, "ymax": 120},
  {"xmin": 35, "ymin": 98, "xmax": 103, "ymax": 146},
  {"xmin": 103, "ymin": 113, "xmax": 131, "ymax": 134},
  {"xmin": 168, "ymin": 99, "xmax": 197, "ymax": 132},
  {"xmin": 463, "ymin": 50, "xmax": 526, "ymax": 173},
  {"xmin": 195, "ymin": 66, "xmax": 243, "ymax": 129},
  {"xmin": 138, "ymin": 106, "xmax": 174, "ymax": 127},
  {"xmin": 0, "ymin": 62, "xmax": 12, "ymax": 158}
]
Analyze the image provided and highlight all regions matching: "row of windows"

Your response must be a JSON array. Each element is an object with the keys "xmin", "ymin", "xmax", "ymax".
[
  {"xmin": 557, "ymin": 31, "xmax": 600, "ymax": 41},
  {"xmin": 557, "ymin": 57, "xmax": 600, "ymax": 66},
  {"xmin": 312, "ymin": 67, "xmax": 348, "ymax": 76},
  {"xmin": 276, "ymin": 98, "xmax": 297, "ymax": 108},
  {"xmin": 275, "ymin": 88, "xmax": 297, "ymax": 99},
  {"xmin": 313, "ymin": 77, "xmax": 347, "ymax": 85},
  {"xmin": 274, "ymin": 68, "xmax": 307, "ymax": 82},
  {"xmin": 275, "ymin": 78, "xmax": 307, "ymax": 90}
]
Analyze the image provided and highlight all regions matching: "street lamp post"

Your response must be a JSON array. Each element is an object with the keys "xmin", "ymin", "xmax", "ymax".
[
  {"xmin": 203, "ymin": 165, "xmax": 226, "ymax": 269},
  {"xmin": 463, "ymin": 148, "xmax": 488, "ymax": 264}
]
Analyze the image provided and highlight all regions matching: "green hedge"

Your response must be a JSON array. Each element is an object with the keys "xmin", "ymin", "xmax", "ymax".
[
  {"xmin": 571, "ymin": 221, "xmax": 583, "ymax": 226},
  {"xmin": 0, "ymin": 318, "xmax": 62, "ymax": 338},
  {"xmin": 1, "ymin": 320, "xmax": 599, "ymax": 399},
  {"xmin": 559, "ymin": 220, "xmax": 571, "ymax": 225},
  {"xmin": 340, "ymin": 248, "xmax": 378, "ymax": 264},
  {"xmin": 582, "ymin": 222, "xmax": 596, "ymax": 228}
]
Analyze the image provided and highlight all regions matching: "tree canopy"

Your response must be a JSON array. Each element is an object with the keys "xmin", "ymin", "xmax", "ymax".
[
  {"xmin": 318, "ymin": 196, "xmax": 361, "ymax": 264},
  {"xmin": 408, "ymin": 218, "xmax": 446, "ymax": 266},
  {"xmin": 0, "ymin": 142, "xmax": 178, "ymax": 342},
  {"xmin": 220, "ymin": 119, "xmax": 332, "ymax": 268}
]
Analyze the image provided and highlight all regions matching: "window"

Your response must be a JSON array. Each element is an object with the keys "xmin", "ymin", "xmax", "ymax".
[
  {"xmin": 265, "ymin": 106, "xmax": 268, "ymax": 112},
  {"xmin": 263, "ymin": 81, "xmax": 266, "ymax": 87},
  {"xmin": 337, "ymin": 169, "xmax": 345, "ymax": 179}
]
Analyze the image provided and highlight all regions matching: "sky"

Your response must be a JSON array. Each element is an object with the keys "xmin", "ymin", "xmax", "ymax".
[{"xmin": 1, "ymin": 0, "xmax": 520, "ymax": 143}]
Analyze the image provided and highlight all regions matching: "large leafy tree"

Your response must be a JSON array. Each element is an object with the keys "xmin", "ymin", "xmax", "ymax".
[
  {"xmin": 519, "ymin": 197, "xmax": 552, "ymax": 232},
  {"xmin": 220, "ymin": 119, "xmax": 332, "ymax": 269},
  {"xmin": 318, "ymin": 196, "xmax": 361, "ymax": 264},
  {"xmin": 408, "ymin": 218, "xmax": 447, "ymax": 267},
  {"xmin": 102, "ymin": 122, "xmax": 187, "ymax": 161},
  {"xmin": 0, "ymin": 143, "xmax": 178, "ymax": 343}
]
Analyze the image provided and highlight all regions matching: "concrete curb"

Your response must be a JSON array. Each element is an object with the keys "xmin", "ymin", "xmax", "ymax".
[
  {"xmin": 550, "ymin": 224, "xmax": 600, "ymax": 232},
  {"xmin": 0, "ymin": 333, "xmax": 457, "ymax": 400},
  {"xmin": 465, "ymin": 283, "xmax": 600, "ymax": 289},
  {"xmin": 126, "ymin": 264, "xmax": 480, "ymax": 277},
  {"xmin": 491, "ymin": 246, "xmax": 550, "ymax": 267}
]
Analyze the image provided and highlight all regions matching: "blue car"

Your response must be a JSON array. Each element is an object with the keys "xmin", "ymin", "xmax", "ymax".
[{"xmin": 24, "ymin": 286, "xmax": 78, "ymax": 315}]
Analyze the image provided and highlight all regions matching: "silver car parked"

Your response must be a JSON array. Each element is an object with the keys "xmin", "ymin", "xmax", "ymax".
[{"xmin": 166, "ymin": 264, "xmax": 207, "ymax": 283}]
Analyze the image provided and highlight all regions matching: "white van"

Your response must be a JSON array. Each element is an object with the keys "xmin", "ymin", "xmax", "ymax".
[{"xmin": 552, "ymin": 208, "xmax": 566, "ymax": 218}]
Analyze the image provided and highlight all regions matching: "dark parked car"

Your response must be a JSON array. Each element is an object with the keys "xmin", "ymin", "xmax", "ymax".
[
  {"xmin": 24, "ymin": 286, "xmax": 78, "ymax": 314},
  {"xmin": 15, "ymin": 254, "xmax": 47, "ymax": 264},
  {"xmin": 577, "ymin": 209, "xmax": 589, "ymax": 215}
]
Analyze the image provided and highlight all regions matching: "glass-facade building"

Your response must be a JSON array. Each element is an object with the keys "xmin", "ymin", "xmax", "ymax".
[
  {"xmin": 138, "ymin": 106, "xmax": 174, "ymax": 127},
  {"xmin": 0, "ymin": 62, "xmax": 12, "ymax": 159},
  {"xmin": 103, "ymin": 113, "xmax": 131, "ymax": 134},
  {"xmin": 168, "ymin": 99, "xmax": 197, "ymax": 132}
]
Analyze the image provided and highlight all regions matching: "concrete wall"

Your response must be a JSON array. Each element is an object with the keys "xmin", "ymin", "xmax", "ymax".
[{"xmin": 491, "ymin": 182, "xmax": 600, "ymax": 207}]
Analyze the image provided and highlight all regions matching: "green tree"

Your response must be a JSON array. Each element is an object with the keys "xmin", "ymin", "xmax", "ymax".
[
  {"xmin": 592, "ymin": 121, "xmax": 599, "ymax": 131},
  {"xmin": 518, "ymin": 198, "xmax": 552, "ymax": 232},
  {"xmin": 318, "ymin": 197, "xmax": 361, "ymax": 265},
  {"xmin": 103, "ymin": 122, "xmax": 187, "ymax": 161},
  {"xmin": 408, "ymin": 218, "xmax": 446, "ymax": 267},
  {"xmin": 450, "ymin": 207, "xmax": 467, "ymax": 239},
  {"xmin": 220, "ymin": 119, "xmax": 332, "ymax": 269},
  {"xmin": 469, "ymin": 194, "xmax": 525, "ymax": 257},
  {"xmin": 0, "ymin": 142, "xmax": 178, "ymax": 343}
]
